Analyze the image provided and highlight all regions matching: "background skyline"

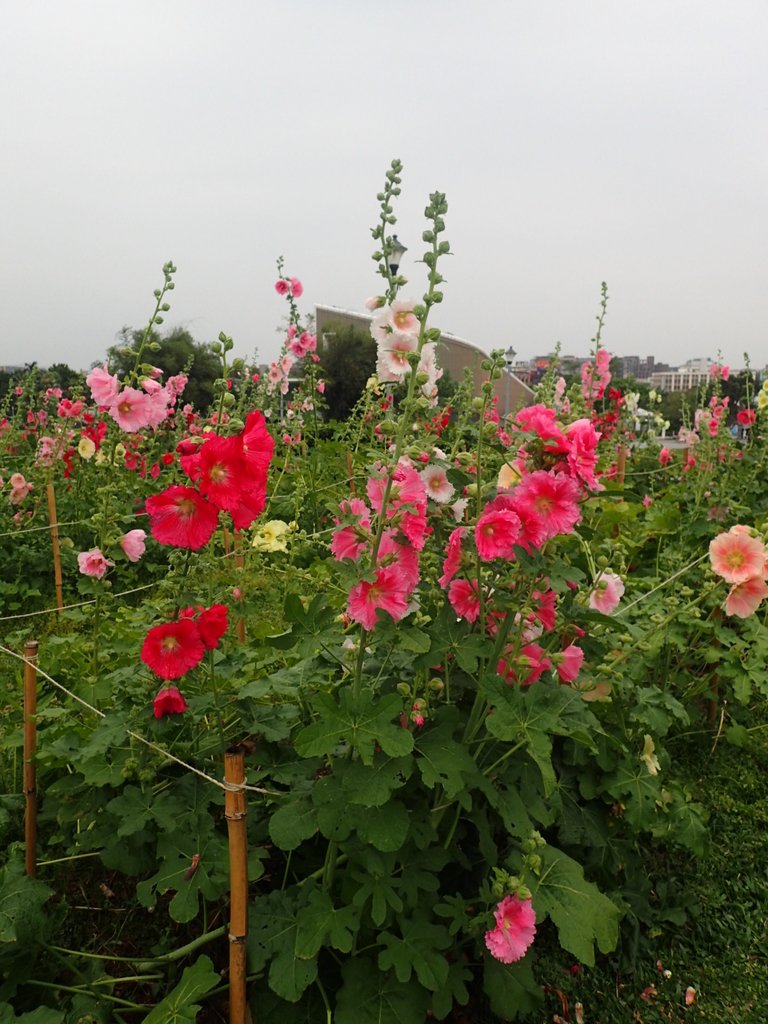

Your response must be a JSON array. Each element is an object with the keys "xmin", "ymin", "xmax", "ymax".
[{"xmin": 2, "ymin": 1, "xmax": 767, "ymax": 373}]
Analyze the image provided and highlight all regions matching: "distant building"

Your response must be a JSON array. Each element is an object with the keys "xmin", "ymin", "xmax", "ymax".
[
  {"xmin": 649, "ymin": 368, "xmax": 711, "ymax": 392},
  {"xmin": 315, "ymin": 304, "xmax": 535, "ymax": 416}
]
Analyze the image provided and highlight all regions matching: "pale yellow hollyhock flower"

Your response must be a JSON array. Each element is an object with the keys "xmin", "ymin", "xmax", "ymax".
[
  {"xmin": 762, "ymin": 379, "xmax": 768, "ymax": 393},
  {"xmin": 757, "ymin": 391, "xmax": 768, "ymax": 411},
  {"xmin": 497, "ymin": 462, "xmax": 521, "ymax": 491},
  {"xmin": 252, "ymin": 520, "xmax": 290, "ymax": 553},
  {"xmin": 641, "ymin": 734, "xmax": 660, "ymax": 776},
  {"xmin": 77, "ymin": 436, "xmax": 96, "ymax": 460}
]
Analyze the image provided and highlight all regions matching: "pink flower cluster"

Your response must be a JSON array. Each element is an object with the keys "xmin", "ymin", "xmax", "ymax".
[
  {"xmin": 7, "ymin": 472, "xmax": 33, "ymax": 505},
  {"xmin": 709, "ymin": 525, "xmax": 768, "ymax": 618},
  {"xmin": 580, "ymin": 348, "xmax": 611, "ymax": 403},
  {"xmin": 369, "ymin": 299, "xmax": 442, "ymax": 403},
  {"xmin": 275, "ymin": 276, "xmax": 303, "ymax": 297},
  {"xmin": 85, "ymin": 364, "xmax": 187, "ymax": 434},
  {"xmin": 695, "ymin": 394, "xmax": 729, "ymax": 438}
]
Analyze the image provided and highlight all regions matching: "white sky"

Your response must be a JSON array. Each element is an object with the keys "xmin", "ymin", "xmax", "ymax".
[{"xmin": 2, "ymin": 1, "xmax": 767, "ymax": 372}]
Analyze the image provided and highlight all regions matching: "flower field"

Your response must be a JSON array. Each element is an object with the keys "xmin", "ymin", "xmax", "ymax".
[{"xmin": 2, "ymin": 164, "xmax": 768, "ymax": 1023}]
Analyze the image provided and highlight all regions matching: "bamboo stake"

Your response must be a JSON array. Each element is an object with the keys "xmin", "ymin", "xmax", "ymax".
[
  {"xmin": 225, "ymin": 750, "xmax": 248, "ymax": 1024},
  {"xmin": 46, "ymin": 483, "xmax": 64, "ymax": 610},
  {"xmin": 616, "ymin": 445, "xmax": 627, "ymax": 487},
  {"xmin": 233, "ymin": 532, "xmax": 246, "ymax": 642},
  {"xmin": 23, "ymin": 640, "xmax": 39, "ymax": 877}
]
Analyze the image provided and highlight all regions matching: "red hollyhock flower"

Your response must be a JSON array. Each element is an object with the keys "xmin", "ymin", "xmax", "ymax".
[
  {"xmin": 145, "ymin": 485, "xmax": 219, "ymax": 550},
  {"xmin": 242, "ymin": 410, "xmax": 275, "ymax": 478},
  {"xmin": 196, "ymin": 603, "xmax": 229, "ymax": 649},
  {"xmin": 153, "ymin": 685, "xmax": 189, "ymax": 719},
  {"xmin": 141, "ymin": 619, "xmax": 206, "ymax": 679},
  {"xmin": 230, "ymin": 477, "xmax": 267, "ymax": 530}
]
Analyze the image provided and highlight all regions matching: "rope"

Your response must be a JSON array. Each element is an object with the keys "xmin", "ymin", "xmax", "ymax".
[
  {"xmin": 0, "ymin": 643, "xmax": 282, "ymax": 798},
  {"xmin": 0, "ymin": 518, "xmax": 93, "ymax": 539}
]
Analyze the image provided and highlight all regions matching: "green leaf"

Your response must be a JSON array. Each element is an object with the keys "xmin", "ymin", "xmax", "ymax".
[
  {"xmin": 142, "ymin": 955, "xmax": 219, "ymax": 1024},
  {"xmin": 335, "ymin": 957, "xmax": 430, "ymax": 1024},
  {"xmin": 430, "ymin": 959, "xmax": 472, "ymax": 1020},
  {"xmin": 416, "ymin": 717, "xmax": 478, "ymax": 799},
  {"xmin": 268, "ymin": 948, "xmax": 318, "ymax": 1003},
  {"xmin": 378, "ymin": 917, "xmax": 451, "ymax": 990},
  {"xmin": 0, "ymin": 859, "xmax": 52, "ymax": 946},
  {"xmin": 269, "ymin": 797, "xmax": 318, "ymax": 851},
  {"xmin": 483, "ymin": 956, "xmax": 543, "ymax": 1020},
  {"xmin": 295, "ymin": 691, "xmax": 413, "ymax": 765},
  {"xmin": 356, "ymin": 799, "xmax": 410, "ymax": 852},
  {"xmin": 294, "ymin": 888, "xmax": 359, "ymax": 958},
  {"xmin": 342, "ymin": 754, "xmax": 413, "ymax": 807},
  {"xmin": 529, "ymin": 845, "xmax": 620, "ymax": 965},
  {"xmin": 0, "ymin": 1007, "xmax": 64, "ymax": 1024}
]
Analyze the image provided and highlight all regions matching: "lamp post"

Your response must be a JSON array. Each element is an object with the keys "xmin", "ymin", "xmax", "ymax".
[
  {"xmin": 504, "ymin": 346, "xmax": 517, "ymax": 417},
  {"xmin": 389, "ymin": 235, "xmax": 407, "ymax": 276}
]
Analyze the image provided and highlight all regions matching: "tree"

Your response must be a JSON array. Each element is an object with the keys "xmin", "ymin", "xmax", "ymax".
[
  {"xmin": 319, "ymin": 322, "xmax": 377, "ymax": 421},
  {"xmin": 107, "ymin": 326, "xmax": 223, "ymax": 411}
]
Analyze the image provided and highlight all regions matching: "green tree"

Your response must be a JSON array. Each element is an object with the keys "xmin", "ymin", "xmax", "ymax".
[
  {"xmin": 107, "ymin": 326, "xmax": 222, "ymax": 411},
  {"xmin": 320, "ymin": 322, "xmax": 377, "ymax": 421}
]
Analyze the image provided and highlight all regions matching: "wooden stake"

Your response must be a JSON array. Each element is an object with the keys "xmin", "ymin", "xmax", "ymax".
[
  {"xmin": 616, "ymin": 445, "xmax": 627, "ymax": 487},
  {"xmin": 225, "ymin": 750, "xmax": 248, "ymax": 1024},
  {"xmin": 234, "ymin": 532, "xmax": 246, "ymax": 642},
  {"xmin": 46, "ymin": 483, "xmax": 64, "ymax": 610},
  {"xmin": 23, "ymin": 640, "xmax": 39, "ymax": 877}
]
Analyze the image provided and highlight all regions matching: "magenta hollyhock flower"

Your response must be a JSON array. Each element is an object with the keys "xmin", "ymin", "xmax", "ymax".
[
  {"xmin": 514, "ymin": 403, "xmax": 568, "ymax": 450},
  {"xmin": 145, "ymin": 485, "xmax": 219, "ymax": 550},
  {"xmin": 86, "ymin": 364, "xmax": 120, "ymax": 407},
  {"xmin": 142, "ymin": 619, "xmax": 205, "ymax": 679},
  {"xmin": 108, "ymin": 387, "xmax": 154, "ymax": 433},
  {"xmin": 709, "ymin": 527, "xmax": 767, "ymax": 585},
  {"xmin": 589, "ymin": 571, "xmax": 625, "ymax": 614},
  {"xmin": 448, "ymin": 578, "xmax": 481, "ymax": 623},
  {"xmin": 485, "ymin": 895, "xmax": 537, "ymax": 964},
  {"xmin": 274, "ymin": 279, "xmax": 289, "ymax": 295},
  {"xmin": 289, "ymin": 277, "xmax": 303, "ymax": 297},
  {"xmin": 658, "ymin": 447, "xmax": 672, "ymax": 466},
  {"xmin": 555, "ymin": 644, "xmax": 584, "ymax": 683},
  {"xmin": 377, "ymin": 531, "xmax": 421, "ymax": 592},
  {"xmin": 439, "ymin": 526, "xmax": 466, "ymax": 589},
  {"xmin": 565, "ymin": 418, "xmax": 603, "ymax": 491},
  {"xmin": 153, "ymin": 685, "xmax": 189, "ymax": 719},
  {"xmin": 347, "ymin": 564, "xmax": 410, "ymax": 630},
  {"xmin": 512, "ymin": 470, "xmax": 582, "ymax": 542},
  {"xmin": 725, "ymin": 575, "xmax": 768, "ymax": 618},
  {"xmin": 119, "ymin": 528, "xmax": 147, "ymax": 562},
  {"xmin": 475, "ymin": 508, "xmax": 522, "ymax": 562},
  {"xmin": 77, "ymin": 547, "xmax": 113, "ymax": 578}
]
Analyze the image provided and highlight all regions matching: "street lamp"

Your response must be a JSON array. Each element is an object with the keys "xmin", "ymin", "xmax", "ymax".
[
  {"xmin": 504, "ymin": 346, "xmax": 517, "ymax": 418},
  {"xmin": 389, "ymin": 235, "xmax": 407, "ymax": 275},
  {"xmin": 505, "ymin": 345, "xmax": 517, "ymax": 369}
]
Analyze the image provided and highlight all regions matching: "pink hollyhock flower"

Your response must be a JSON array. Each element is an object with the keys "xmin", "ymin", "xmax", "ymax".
[
  {"xmin": 531, "ymin": 588, "xmax": 557, "ymax": 632},
  {"xmin": 565, "ymin": 418, "xmax": 603, "ymax": 491},
  {"xmin": 289, "ymin": 277, "xmax": 303, "ymax": 297},
  {"xmin": 153, "ymin": 685, "xmax": 189, "ymax": 719},
  {"xmin": 108, "ymin": 388, "xmax": 153, "ymax": 433},
  {"xmin": 142, "ymin": 619, "xmax": 205, "ymax": 679},
  {"xmin": 725, "ymin": 576, "xmax": 768, "ymax": 618},
  {"xmin": 57, "ymin": 398, "xmax": 84, "ymax": 418},
  {"xmin": 589, "ymin": 571, "xmax": 625, "ymax": 614},
  {"xmin": 439, "ymin": 526, "xmax": 467, "ymax": 589},
  {"xmin": 371, "ymin": 300, "xmax": 420, "ymax": 343},
  {"xmin": 475, "ymin": 507, "xmax": 522, "ymax": 561},
  {"xmin": 377, "ymin": 530, "xmax": 421, "ymax": 593},
  {"xmin": 709, "ymin": 527, "xmax": 767, "ymax": 584},
  {"xmin": 555, "ymin": 644, "xmax": 584, "ymax": 683},
  {"xmin": 658, "ymin": 447, "xmax": 672, "ymax": 466},
  {"xmin": 119, "ymin": 529, "xmax": 146, "ymax": 562},
  {"xmin": 376, "ymin": 331, "xmax": 418, "ymax": 381},
  {"xmin": 8, "ymin": 472, "xmax": 33, "ymax": 504},
  {"xmin": 365, "ymin": 295, "xmax": 385, "ymax": 311},
  {"xmin": 145, "ymin": 485, "xmax": 219, "ymax": 550},
  {"xmin": 514, "ymin": 404, "xmax": 568, "ymax": 450},
  {"xmin": 497, "ymin": 643, "xmax": 551, "ymax": 686},
  {"xmin": 420, "ymin": 464, "xmax": 455, "ymax": 504},
  {"xmin": 77, "ymin": 547, "xmax": 113, "ymax": 579},
  {"xmin": 512, "ymin": 470, "xmax": 582, "ymax": 542},
  {"xmin": 448, "ymin": 578, "xmax": 481, "ymax": 623},
  {"xmin": 274, "ymin": 279, "xmax": 289, "ymax": 295},
  {"xmin": 484, "ymin": 895, "xmax": 537, "ymax": 964},
  {"xmin": 86, "ymin": 364, "xmax": 120, "ymax": 407},
  {"xmin": 737, "ymin": 409, "xmax": 756, "ymax": 426},
  {"xmin": 347, "ymin": 564, "xmax": 410, "ymax": 630}
]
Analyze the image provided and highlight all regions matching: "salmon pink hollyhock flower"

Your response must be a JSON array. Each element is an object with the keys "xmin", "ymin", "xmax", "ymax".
[
  {"xmin": 484, "ymin": 895, "xmax": 537, "ymax": 964},
  {"xmin": 554, "ymin": 644, "xmax": 584, "ymax": 683},
  {"xmin": 724, "ymin": 576, "xmax": 768, "ymax": 618},
  {"xmin": 145, "ymin": 485, "xmax": 219, "ymax": 550},
  {"xmin": 475, "ymin": 508, "xmax": 522, "ymax": 561},
  {"xmin": 589, "ymin": 571, "xmax": 625, "ymax": 614},
  {"xmin": 86, "ymin": 364, "xmax": 120, "ymax": 407},
  {"xmin": 153, "ymin": 686, "xmax": 189, "ymax": 719},
  {"xmin": 658, "ymin": 447, "xmax": 672, "ymax": 466},
  {"xmin": 119, "ymin": 528, "xmax": 146, "ymax": 562},
  {"xmin": 142, "ymin": 619, "xmax": 205, "ymax": 679},
  {"xmin": 376, "ymin": 331, "xmax": 418, "ymax": 381},
  {"xmin": 709, "ymin": 527, "xmax": 767, "ymax": 584},
  {"xmin": 77, "ymin": 547, "xmax": 113, "ymax": 578},
  {"xmin": 448, "ymin": 578, "xmax": 482, "ymax": 623},
  {"xmin": 108, "ymin": 388, "xmax": 153, "ymax": 433},
  {"xmin": 512, "ymin": 470, "xmax": 582, "ymax": 542},
  {"xmin": 196, "ymin": 603, "xmax": 229, "ymax": 649},
  {"xmin": 347, "ymin": 564, "xmax": 410, "ymax": 630}
]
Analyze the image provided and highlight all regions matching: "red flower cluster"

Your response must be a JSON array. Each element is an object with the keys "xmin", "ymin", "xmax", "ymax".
[
  {"xmin": 145, "ymin": 411, "xmax": 274, "ymax": 549},
  {"xmin": 141, "ymin": 603, "xmax": 229, "ymax": 680}
]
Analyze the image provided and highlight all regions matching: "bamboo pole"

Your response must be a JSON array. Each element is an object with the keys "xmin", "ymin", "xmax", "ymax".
[
  {"xmin": 46, "ymin": 483, "xmax": 64, "ymax": 610},
  {"xmin": 616, "ymin": 445, "xmax": 627, "ymax": 487},
  {"xmin": 23, "ymin": 640, "xmax": 39, "ymax": 877},
  {"xmin": 233, "ymin": 532, "xmax": 246, "ymax": 643},
  {"xmin": 224, "ymin": 750, "xmax": 248, "ymax": 1024}
]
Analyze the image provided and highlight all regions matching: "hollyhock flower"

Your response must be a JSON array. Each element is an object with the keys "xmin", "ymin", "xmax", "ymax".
[
  {"xmin": 347, "ymin": 563, "xmax": 410, "ymax": 630},
  {"xmin": 142, "ymin": 387, "xmax": 172, "ymax": 429},
  {"xmin": 188, "ymin": 434, "xmax": 246, "ymax": 512},
  {"xmin": 108, "ymin": 388, "xmax": 153, "ymax": 433},
  {"xmin": 514, "ymin": 404, "xmax": 568, "ymax": 450},
  {"xmin": 153, "ymin": 686, "xmax": 189, "ymax": 719},
  {"xmin": 498, "ymin": 462, "xmax": 522, "ymax": 491},
  {"xmin": 86, "ymin": 364, "xmax": 120, "ymax": 407},
  {"xmin": 640, "ymin": 734, "xmax": 660, "ymax": 775},
  {"xmin": 289, "ymin": 277, "xmax": 303, "ymax": 297},
  {"xmin": 145, "ymin": 485, "xmax": 219, "ymax": 550},
  {"xmin": 253, "ymin": 519, "xmax": 291, "ymax": 552},
  {"xmin": 230, "ymin": 477, "xmax": 268, "ymax": 531},
  {"xmin": 724, "ymin": 575, "xmax": 768, "ymax": 618},
  {"xmin": 78, "ymin": 436, "xmax": 96, "ymax": 460},
  {"xmin": 371, "ymin": 299, "xmax": 420, "ymax": 343},
  {"xmin": 420, "ymin": 464, "xmax": 455, "ymax": 504},
  {"xmin": 274, "ymin": 279, "xmax": 289, "ymax": 295},
  {"xmin": 439, "ymin": 526, "xmax": 467, "ymax": 589},
  {"xmin": 377, "ymin": 530, "xmax": 421, "ymax": 593},
  {"xmin": 512, "ymin": 470, "xmax": 582, "ymax": 542},
  {"xmin": 484, "ymin": 895, "xmax": 537, "ymax": 964},
  {"xmin": 119, "ymin": 529, "xmax": 147, "ymax": 562},
  {"xmin": 376, "ymin": 331, "xmax": 418, "ymax": 381},
  {"xmin": 196, "ymin": 604, "xmax": 229, "ymax": 649},
  {"xmin": 448, "ymin": 578, "xmax": 481, "ymax": 623},
  {"xmin": 565, "ymin": 419, "xmax": 603, "ymax": 490},
  {"xmin": 709, "ymin": 527, "xmax": 767, "ymax": 584},
  {"xmin": 142, "ymin": 619, "xmax": 205, "ymax": 679},
  {"xmin": 531, "ymin": 588, "xmax": 557, "ymax": 632},
  {"xmin": 589, "ymin": 571, "xmax": 625, "ymax": 614},
  {"xmin": 554, "ymin": 644, "xmax": 584, "ymax": 683},
  {"xmin": 57, "ymin": 398, "xmax": 84, "ymax": 418},
  {"xmin": 242, "ymin": 411, "xmax": 275, "ymax": 479},
  {"xmin": 166, "ymin": 373, "xmax": 188, "ymax": 399},
  {"xmin": 8, "ymin": 472, "xmax": 33, "ymax": 504},
  {"xmin": 737, "ymin": 409, "xmax": 756, "ymax": 426},
  {"xmin": 77, "ymin": 548, "xmax": 113, "ymax": 579},
  {"xmin": 450, "ymin": 497, "xmax": 469, "ymax": 522},
  {"xmin": 475, "ymin": 507, "xmax": 522, "ymax": 561},
  {"xmin": 658, "ymin": 447, "xmax": 672, "ymax": 466}
]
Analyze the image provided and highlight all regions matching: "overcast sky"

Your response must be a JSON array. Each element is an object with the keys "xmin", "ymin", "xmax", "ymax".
[{"xmin": 2, "ymin": 1, "xmax": 767, "ymax": 374}]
